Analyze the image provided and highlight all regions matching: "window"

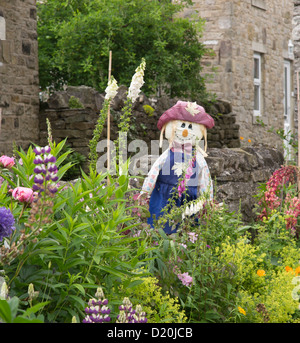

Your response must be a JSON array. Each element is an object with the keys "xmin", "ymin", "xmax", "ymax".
[
  {"xmin": 0, "ymin": 16, "xmax": 5, "ymax": 40},
  {"xmin": 253, "ymin": 53, "xmax": 262, "ymax": 116},
  {"xmin": 283, "ymin": 60, "xmax": 292, "ymax": 159}
]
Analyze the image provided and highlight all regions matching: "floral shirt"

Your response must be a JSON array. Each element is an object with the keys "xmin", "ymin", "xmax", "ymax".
[{"xmin": 141, "ymin": 145, "xmax": 213, "ymax": 199}]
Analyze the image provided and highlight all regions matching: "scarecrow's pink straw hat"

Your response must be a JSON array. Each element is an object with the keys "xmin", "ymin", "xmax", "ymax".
[{"xmin": 157, "ymin": 100, "xmax": 215, "ymax": 131}]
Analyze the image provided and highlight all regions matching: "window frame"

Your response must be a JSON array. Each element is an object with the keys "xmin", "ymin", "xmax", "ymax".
[
  {"xmin": 283, "ymin": 59, "xmax": 292, "ymax": 160},
  {"xmin": 253, "ymin": 52, "xmax": 262, "ymax": 117},
  {"xmin": 0, "ymin": 16, "xmax": 6, "ymax": 40}
]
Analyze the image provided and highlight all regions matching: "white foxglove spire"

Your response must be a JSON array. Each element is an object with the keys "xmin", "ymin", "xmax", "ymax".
[
  {"xmin": 182, "ymin": 197, "xmax": 205, "ymax": 219},
  {"xmin": 105, "ymin": 75, "xmax": 119, "ymax": 100},
  {"xmin": 128, "ymin": 58, "xmax": 146, "ymax": 102}
]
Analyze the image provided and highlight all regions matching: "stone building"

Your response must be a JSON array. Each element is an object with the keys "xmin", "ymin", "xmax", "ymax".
[
  {"xmin": 0, "ymin": 0, "xmax": 39, "ymax": 156},
  {"xmin": 181, "ymin": 0, "xmax": 295, "ymax": 154},
  {"xmin": 293, "ymin": 0, "xmax": 300, "ymax": 138},
  {"xmin": 0, "ymin": 0, "xmax": 296, "ymax": 160}
]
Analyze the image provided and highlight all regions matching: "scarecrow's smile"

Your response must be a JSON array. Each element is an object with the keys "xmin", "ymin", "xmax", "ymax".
[{"xmin": 175, "ymin": 131, "xmax": 193, "ymax": 142}]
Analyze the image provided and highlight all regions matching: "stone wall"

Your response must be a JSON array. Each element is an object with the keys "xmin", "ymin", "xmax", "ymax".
[
  {"xmin": 39, "ymin": 86, "xmax": 241, "ymax": 164},
  {"xmin": 40, "ymin": 86, "xmax": 285, "ymax": 222},
  {"xmin": 206, "ymin": 145, "xmax": 284, "ymax": 222},
  {"xmin": 180, "ymin": 0, "xmax": 294, "ymax": 152},
  {"xmin": 0, "ymin": 0, "xmax": 39, "ymax": 155},
  {"xmin": 131, "ymin": 145, "xmax": 284, "ymax": 223}
]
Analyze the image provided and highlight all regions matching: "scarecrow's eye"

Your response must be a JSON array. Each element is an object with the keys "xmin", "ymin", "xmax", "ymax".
[
  {"xmin": 188, "ymin": 124, "xmax": 193, "ymax": 129},
  {"xmin": 181, "ymin": 123, "xmax": 186, "ymax": 128}
]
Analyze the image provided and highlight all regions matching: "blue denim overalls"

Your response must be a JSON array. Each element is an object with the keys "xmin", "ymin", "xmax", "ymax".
[{"xmin": 147, "ymin": 149, "xmax": 199, "ymax": 234}]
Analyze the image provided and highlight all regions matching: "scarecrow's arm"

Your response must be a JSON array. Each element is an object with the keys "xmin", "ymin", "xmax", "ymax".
[
  {"xmin": 196, "ymin": 151, "xmax": 213, "ymax": 200},
  {"xmin": 140, "ymin": 148, "xmax": 169, "ymax": 195}
]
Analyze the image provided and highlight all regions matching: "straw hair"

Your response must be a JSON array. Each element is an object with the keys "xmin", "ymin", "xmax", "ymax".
[
  {"xmin": 159, "ymin": 124, "xmax": 166, "ymax": 148},
  {"xmin": 201, "ymin": 125, "xmax": 207, "ymax": 151},
  {"xmin": 169, "ymin": 120, "xmax": 177, "ymax": 148}
]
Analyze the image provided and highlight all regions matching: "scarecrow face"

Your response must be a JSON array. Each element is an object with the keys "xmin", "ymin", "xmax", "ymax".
[{"xmin": 165, "ymin": 120, "xmax": 205, "ymax": 145}]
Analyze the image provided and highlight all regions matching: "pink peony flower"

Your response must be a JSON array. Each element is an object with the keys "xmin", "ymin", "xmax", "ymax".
[
  {"xmin": 0, "ymin": 155, "xmax": 15, "ymax": 169},
  {"xmin": 12, "ymin": 187, "xmax": 34, "ymax": 204}
]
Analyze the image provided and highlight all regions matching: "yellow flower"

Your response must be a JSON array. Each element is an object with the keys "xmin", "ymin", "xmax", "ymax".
[
  {"xmin": 248, "ymin": 139, "xmax": 251, "ymax": 143},
  {"xmin": 257, "ymin": 269, "xmax": 266, "ymax": 277},
  {"xmin": 238, "ymin": 306, "xmax": 246, "ymax": 316},
  {"xmin": 240, "ymin": 136, "xmax": 244, "ymax": 140},
  {"xmin": 285, "ymin": 266, "xmax": 294, "ymax": 273}
]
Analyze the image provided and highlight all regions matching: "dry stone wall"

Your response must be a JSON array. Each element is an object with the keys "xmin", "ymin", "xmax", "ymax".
[
  {"xmin": 206, "ymin": 145, "xmax": 284, "ymax": 222},
  {"xmin": 40, "ymin": 86, "xmax": 284, "ymax": 222},
  {"xmin": 39, "ymin": 85, "xmax": 240, "ymax": 159},
  {"xmin": 0, "ymin": 0, "xmax": 39, "ymax": 155}
]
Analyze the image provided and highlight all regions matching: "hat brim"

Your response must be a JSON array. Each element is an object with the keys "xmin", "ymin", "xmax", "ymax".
[{"xmin": 157, "ymin": 101, "xmax": 214, "ymax": 131}]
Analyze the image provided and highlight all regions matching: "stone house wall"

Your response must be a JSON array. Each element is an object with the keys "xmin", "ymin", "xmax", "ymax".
[
  {"xmin": 180, "ymin": 0, "xmax": 295, "ymax": 152},
  {"xmin": 0, "ymin": 0, "xmax": 39, "ymax": 156}
]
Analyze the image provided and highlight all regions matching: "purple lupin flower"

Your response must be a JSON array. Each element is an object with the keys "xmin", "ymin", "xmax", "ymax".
[
  {"xmin": 0, "ymin": 207, "xmax": 16, "ymax": 241},
  {"xmin": 33, "ymin": 146, "xmax": 58, "ymax": 195},
  {"xmin": 82, "ymin": 287, "xmax": 111, "ymax": 323},
  {"xmin": 130, "ymin": 304, "xmax": 147, "ymax": 323},
  {"xmin": 116, "ymin": 297, "xmax": 147, "ymax": 323}
]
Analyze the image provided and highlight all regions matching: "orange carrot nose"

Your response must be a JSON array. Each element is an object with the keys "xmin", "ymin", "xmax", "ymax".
[{"xmin": 182, "ymin": 129, "xmax": 188, "ymax": 137}]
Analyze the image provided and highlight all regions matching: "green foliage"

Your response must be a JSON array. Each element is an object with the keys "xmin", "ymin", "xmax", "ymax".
[
  {"xmin": 0, "ymin": 297, "xmax": 48, "ymax": 323},
  {"xmin": 147, "ymin": 199, "xmax": 247, "ymax": 323},
  {"xmin": 58, "ymin": 143, "xmax": 86, "ymax": 180},
  {"xmin": 218, "ymin": 235, "xmax": 300, "ymax": 323},
  {"xmin": 68, "ymin": 96, "xmax": 84, "ymax": 109},
  {"xmin": 37, "ymin": 0, "xmax": 211, "ymax": 100},
  {"xmin": 0, "ymin": 139, "xmax": 153, "ymax": 323},
  {"xmin": 1, "ymin": 106, "xmax": 300, "ymax": 323},
  {"xmin": 143, "ymin": 104, "xmax": 154, "ymax": 117},
  {"xmin": 88, "ymin": 99, "xmax": 109, "ymax": 171},
  {"xmin": 117, "ymin": 275, "xmax": 187, "ymax": 323}
]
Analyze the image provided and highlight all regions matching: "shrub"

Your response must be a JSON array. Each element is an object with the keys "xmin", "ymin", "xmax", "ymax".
[
  {"xmin": 0, "ymin": 140, "xmax": 153, "ymax": 322},
  {"xmin": 116, "ymin": 275, "xmax": 187, "ymax": 323}
]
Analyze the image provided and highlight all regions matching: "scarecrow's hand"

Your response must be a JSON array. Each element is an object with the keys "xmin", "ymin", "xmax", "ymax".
[{"xmin": 137, "ymin": 192, "xmax": 149, "ymax": 206}]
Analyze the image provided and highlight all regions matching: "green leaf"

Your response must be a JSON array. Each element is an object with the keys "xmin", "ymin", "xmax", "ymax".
[
  {"xmin": 68, "ymin": 295, "xmax": 86, "ymax": 309},
  {"xmin": 0, "ymin": 299, "xmax": 12, "ymax": 323},
  {"xmin": 7, "ymin": 296, "xmax": 19, "ymax": 320},
  {"xmin": 98, "ymin": 265, "xmax": 127, "ymax": 278},
  {"xmin": 118, "ymin": 174, "xmax": 127, "ymax": 186},
  {"xmin": 72, "ymin": 284, "xmax": 86, "ymax": 296},
  {"xmin": 22, "ymin": 301, "xmax": 50, "ymax": 317},
  {"xmin": 13, "ymin": 317, "xmax": 44, "ymax": 323}
]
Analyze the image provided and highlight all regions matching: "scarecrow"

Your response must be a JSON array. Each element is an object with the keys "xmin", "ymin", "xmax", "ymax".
[{"xmin": 139, "ymin": 100, "xmax": 215, "ymax": 234}]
